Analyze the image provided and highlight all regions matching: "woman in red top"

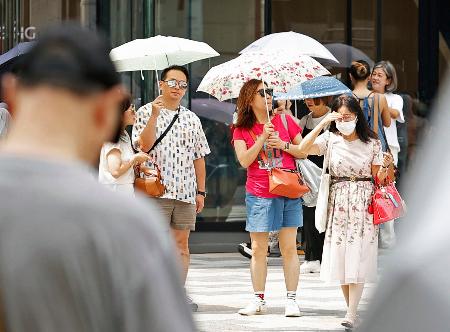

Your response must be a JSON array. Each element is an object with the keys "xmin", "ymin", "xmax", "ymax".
[{"xmin": 233, "ymin": 79, "xmax": 307, "ymax": 317}]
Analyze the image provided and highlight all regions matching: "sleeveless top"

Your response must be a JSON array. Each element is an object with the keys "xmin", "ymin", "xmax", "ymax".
[{"xmin": 353, "ymin": 92, "xmax": 388, "ymax": 151}]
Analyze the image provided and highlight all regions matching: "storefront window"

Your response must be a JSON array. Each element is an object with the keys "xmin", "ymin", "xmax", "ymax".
[
  {"xmin": 100, "ymin": 0, "xmax": 151, "ymax": 108},
  {"xmin": 271, "ymin": 0, "xmax": 347, "ymax": 44},
  {"xmin": 380, "ymin": 0, "xmax": 418, "ymax": 96},
  {"xmin": 0, "ymin": 0, "xmax": 80, "ymax": 53}
]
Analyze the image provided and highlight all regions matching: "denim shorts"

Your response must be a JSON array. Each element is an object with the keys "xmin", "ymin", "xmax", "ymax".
[{"xmin": 245, "ymin": 192, "xmax": 303, "ymax": 232}]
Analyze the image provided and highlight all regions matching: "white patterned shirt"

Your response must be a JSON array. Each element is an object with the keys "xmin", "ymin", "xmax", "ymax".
[
  {"xmin": 132, "ymin": 103, "xmax": 210, "ymax": 204},
  {"xmin": 0, "ymin": 105, "xmax": 10, "ymax": 139}
]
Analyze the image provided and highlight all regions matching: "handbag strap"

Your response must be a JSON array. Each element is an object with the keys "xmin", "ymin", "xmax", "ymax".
[
  {"xmin": 248, "ymin": 129, "xmax": 269, "ymax": 166},
  {"xmin": 280, "ymin": 113, "xmax": 292, "ymax": 143},
  {"xmin": 373, "ymin": 94, "xmax": 392, "ymax": 154},
  {"xmin": 146, "ymin": 106, "xmax": 180, "ymax": 153},
  {"xmin": 322, "ymin": 132, "xmax": 334, "ymax": 176}
]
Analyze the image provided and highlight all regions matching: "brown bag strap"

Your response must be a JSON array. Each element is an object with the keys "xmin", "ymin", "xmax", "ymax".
[
  {"xmin": 248, "ymin": 129, "xmax": 269, "ymax": 164},
  {"xmin": 373, "ymin": 94, "xmax": 379, "ymax": 134}
]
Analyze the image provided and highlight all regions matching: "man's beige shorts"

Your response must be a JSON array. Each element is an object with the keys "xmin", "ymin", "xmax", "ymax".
[{"xmin": 153, "ymin": 198, "xmax": 197, "ymax": 231}]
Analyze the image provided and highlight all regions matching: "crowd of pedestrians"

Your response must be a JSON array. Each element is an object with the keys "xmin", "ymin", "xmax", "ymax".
[{"xmin": 0, "ymin": 23, "xmax": 418, "ymax": 332}]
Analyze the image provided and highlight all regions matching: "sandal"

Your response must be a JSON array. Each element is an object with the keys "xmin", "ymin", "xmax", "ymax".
[{"xmin": 341, "ymin": 313, "xmax": 360, "ymax": 329}]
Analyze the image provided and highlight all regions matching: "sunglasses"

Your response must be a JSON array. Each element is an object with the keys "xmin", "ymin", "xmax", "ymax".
[
  {"xmin": 257, "ymin": 88, "xmax": 273, "ymax": 97},
  {"xmin": 163, "ymin": 79, "xmax": 188, "ymax": 90},
  {"xmin": 336, "ymin": 114, "xmax": 357, "ymax": 122}
]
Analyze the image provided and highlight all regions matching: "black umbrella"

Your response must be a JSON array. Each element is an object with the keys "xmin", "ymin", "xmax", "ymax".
[
  {"xmin": 0, "ymin": 41, "xmax": 36, "ymax": 75},
  {"xmin": 321, "ymin": 43, "xmax": 374, "ymax": 68}
]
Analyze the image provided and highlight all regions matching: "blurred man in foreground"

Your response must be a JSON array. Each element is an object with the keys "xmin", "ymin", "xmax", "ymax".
[{"xmin": 0, "ymin": 24, "xmax": 195, "ymax": 332}]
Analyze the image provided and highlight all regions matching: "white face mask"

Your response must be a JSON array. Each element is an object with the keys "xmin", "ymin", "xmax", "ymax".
[{"xmin": 336, "ymin": 118, "xmax": 357, "ymax": 136}]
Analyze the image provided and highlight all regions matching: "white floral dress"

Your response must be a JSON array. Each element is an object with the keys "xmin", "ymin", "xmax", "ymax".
[{"xmin": 315, "ymin": 131, "xmax": 383, "ymax": 284}]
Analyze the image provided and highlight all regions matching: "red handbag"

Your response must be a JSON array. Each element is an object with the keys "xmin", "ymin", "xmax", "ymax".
[{"xmin": 368, "ymin": 177, "xmax": 406, "ymax": 225}]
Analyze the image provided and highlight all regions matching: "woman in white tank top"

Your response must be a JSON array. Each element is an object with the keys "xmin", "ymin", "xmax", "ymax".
[{"xmin": 99, "ymin": 97, "xmax": 149, "ymax": 195}]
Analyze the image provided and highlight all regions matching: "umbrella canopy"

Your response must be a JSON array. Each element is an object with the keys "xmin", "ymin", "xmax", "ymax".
[
  {"xmin": 323, "ymin": 43, "xmax": 374, "ymax": 68},
  {"xmin": 110, "ymin": 35, "xmax": 219, "ymax": 72},
  {"xmin": 0, "ymin": 41, "xmax": 36, "ymax": 75},
  {"xmin": 240, "ymin": 31, "xmax": 338, "ymax": 63},
  {"xmin": 274, "ymin": 76, "xmax": 351, "ymax": 100},
  {"xmin": 197, "ymin": 51, "xmax": 330, "ymax": 102}
]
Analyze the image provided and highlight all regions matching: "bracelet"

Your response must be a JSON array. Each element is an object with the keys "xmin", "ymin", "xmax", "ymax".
[{"xmin": 284, "ymin": 142, "xmax": 290, "ymax": 151}]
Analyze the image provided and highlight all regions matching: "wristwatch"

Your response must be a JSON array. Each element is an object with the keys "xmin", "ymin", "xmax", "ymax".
[{"xmin": 197, "ymin": 191, "xmax": 207, "ymax": 197}]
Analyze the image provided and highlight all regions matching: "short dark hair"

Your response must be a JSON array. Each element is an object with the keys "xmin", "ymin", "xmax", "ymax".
[
  {"xmin": 329, "ymin": 94, "xmax": 378, "ymax": 143},
  {"xmin": 312, "ymin": 96, "xmax": 331, "ymax": 106},
  {"xmin": 161, "ymin": 65, "xmax": 189, "ymax": 82},
  {"xmin": 119, "ymin": 93, "xmax": 132, "ymax": 113},
  {"xmin": 14, "ymin": 23, "xmax": 120, "ymax": 95}
]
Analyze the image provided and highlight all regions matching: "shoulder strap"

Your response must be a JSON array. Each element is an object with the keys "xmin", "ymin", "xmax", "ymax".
[
  {"xmin": 352, "ymin": 92, "xmax": 362, "ymax": 101},
  {"xmin": 376, "ymin": 94, "xmax": 391, "ymax": 153},
  {"xmin": 147, "ymin": 107, "xmax": 180, "ymax": 153},
  {"xmin": 280, "ymin": 114, "xmax": 292, "ymax": 143},
  {"xmin": 248, "ymin": 129, "xmax": 269, "ymax": 164},
  {"xmin": 322, "ymin": 131, "xmax": 333, "ymax": 175},
  {"xmin": 373, "ymin": 94, "xmax": 379, "ymax": 134},
  {"xmin": 352, "ymin": 91, "xmax": 375, "ymax": 130}
]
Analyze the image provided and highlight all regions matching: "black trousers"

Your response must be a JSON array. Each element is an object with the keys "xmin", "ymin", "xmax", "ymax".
[{"xmin": 303, "ymin": 205, "xmax": 325, "ymax": 262}]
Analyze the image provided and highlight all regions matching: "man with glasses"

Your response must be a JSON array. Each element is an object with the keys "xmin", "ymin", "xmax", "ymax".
[{"xmin": 133, "ymin": 65, "xmax": 210, "ymax": 312}]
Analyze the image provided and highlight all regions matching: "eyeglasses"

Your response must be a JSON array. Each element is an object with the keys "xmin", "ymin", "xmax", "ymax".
[
  {"xmin": 336, "ymin": 114, "xmax": 356, "ymax": 122},
  {"xmin": 257, "ymin": 88, "xmax": 273, "ymax": 97},
  {"xmin": 163, "ymin": 79, "xmax": 188, "ymax": 90}
]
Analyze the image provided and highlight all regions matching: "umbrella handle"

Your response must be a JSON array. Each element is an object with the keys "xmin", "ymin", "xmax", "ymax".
[
  {"xmin": 260, "ymin": 75, "xmax": 271, "ymax": 123},
  {"xmin": 153, "ymin": 56, "xmax": 161, "ymax": 96}
]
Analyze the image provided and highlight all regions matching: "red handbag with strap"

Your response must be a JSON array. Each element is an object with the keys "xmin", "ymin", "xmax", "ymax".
[
  {"xmin": 368, "ymin": 177, "xmax": 406, "ymax": 224},
  {"xmin": 248, "ymin": 129, "xmax": 309, "ymax": 199}
]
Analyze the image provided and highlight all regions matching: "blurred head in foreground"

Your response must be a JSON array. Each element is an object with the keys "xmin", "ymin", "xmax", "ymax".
[
  {"xmin": 1, "ymin": 23, "xmax": 124, "ymax": 164},
  {"xmin": 0, "ymin": 24, "xmax": 196, "ymax": 332}
]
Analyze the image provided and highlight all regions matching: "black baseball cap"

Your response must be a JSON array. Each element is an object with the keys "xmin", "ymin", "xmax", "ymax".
[{"xmin": 14, "ymin": 23, "xmax": 120, "ymax": 95}]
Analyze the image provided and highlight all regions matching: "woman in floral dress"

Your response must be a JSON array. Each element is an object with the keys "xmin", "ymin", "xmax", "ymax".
[{"xmin": 296, "ymin": 94, "xmax": 393, "ymax": 329}]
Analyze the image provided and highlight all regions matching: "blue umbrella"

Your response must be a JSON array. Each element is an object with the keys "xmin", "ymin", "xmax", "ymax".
[
  {"xmin": 0, "ymin": 41, "xmax": 36, "ymax": 75},
  {"xmin": 274, "ymin": 76, "xmax": 351, "ymax": 100}
]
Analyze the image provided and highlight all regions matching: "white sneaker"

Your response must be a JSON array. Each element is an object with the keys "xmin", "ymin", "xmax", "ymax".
[
  {"xmin": 285, "ymin": 298, "xmax": 301, "ymax": 317},
  {"xmin": 238, "ymin": 300, "xmax": 267, "ymax": 316},
  {"xmin": 299, "ymin": 261, "xmax": 311, "ymax": 274},
  {"xmin": 308, "ymin": 260, "xmax": 321, "ymax": 273}
]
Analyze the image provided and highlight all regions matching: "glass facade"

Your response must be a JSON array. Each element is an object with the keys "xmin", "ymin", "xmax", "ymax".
[
  {"xmin": 2, "ymin": 0, "xmax": 450, "ymax": 233},
  {"xmin": 0, "ymin": 0, "xmax": 81, "ymax": 53}
]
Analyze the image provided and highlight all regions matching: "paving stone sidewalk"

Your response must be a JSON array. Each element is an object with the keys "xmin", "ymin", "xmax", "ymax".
[{"xmin": 187, "ymin": 253, "xmax": 380, "ymax": 332}]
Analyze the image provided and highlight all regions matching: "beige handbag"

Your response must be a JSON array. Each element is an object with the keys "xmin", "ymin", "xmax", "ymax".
[{"xmin": 315, "ymin": 132, "xmax": 333, "ymax": 233}]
